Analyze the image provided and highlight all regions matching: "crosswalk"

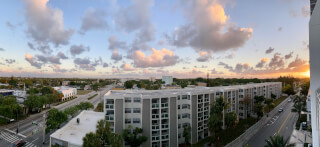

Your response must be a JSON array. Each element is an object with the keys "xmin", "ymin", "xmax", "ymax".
[{"xmin": 0, "ymin": 131, "xmax": 37, "ymax": 147}]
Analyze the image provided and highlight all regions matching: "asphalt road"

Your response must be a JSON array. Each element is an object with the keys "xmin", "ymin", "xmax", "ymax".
[
  {"xmin": 0, "ymin": 85, "xmax": 112, "ymax": 146},
  {"xmin": 247, "ymin": 98, "xmax": 298, "ymax": 147}
]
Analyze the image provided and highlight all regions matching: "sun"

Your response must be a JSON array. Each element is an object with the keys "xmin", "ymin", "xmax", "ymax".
[{"xmin": 301, "ymin": 70, "xmax": 310, "ymax": 77}]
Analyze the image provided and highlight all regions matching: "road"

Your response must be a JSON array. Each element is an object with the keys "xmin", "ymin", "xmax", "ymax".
[
  {"xmin": 247, "ymin": 98, "xmax": 298, "ymax": 147},
  {"xmin": 0, "ymin": 85, "xmax": 112, "ymax": 146}
]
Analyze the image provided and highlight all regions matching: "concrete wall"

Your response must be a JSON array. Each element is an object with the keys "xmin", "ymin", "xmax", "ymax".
[
  {"xmin": 191, "ymin": 95, "xmax": 197, "ymax": 144},
  {"xmin": 114, "ymin": 99, "xmax": 123, "ymax": 134},
  {"xmin": 142, "ymin": 99, "xmax": 151, "ymax": 147},
  {"xmin": 170, "ymin": 98, "xmax": 178, "ymax": 147}
]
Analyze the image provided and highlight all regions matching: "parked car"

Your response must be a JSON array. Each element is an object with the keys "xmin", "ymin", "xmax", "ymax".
[
  {"xmin": 288, "ymin": 99, "xmax": 292, "ymax": 102},
  {"xmin": 12, "ymin": 140, "xmax": 26, "ymax": 147},
  {"xmin": 278, "ymin": 108, "xmax": 283, "ymax": 113},
  {"xmin": 302, "ymin": 122, "xmax": 307, "ymax": 130}
]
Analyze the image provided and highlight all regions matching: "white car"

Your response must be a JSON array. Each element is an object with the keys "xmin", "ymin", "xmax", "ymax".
[
  {"xmin": 288, "ymin": 99, "xmax": 292, "ymax": 102},
  {"xmin": 278, "ymin": 108, "xmax": 283, "ymax": 112}
]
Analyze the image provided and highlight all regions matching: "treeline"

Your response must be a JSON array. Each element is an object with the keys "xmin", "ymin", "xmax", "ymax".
[{"xmin": 124, "ymin": 80, "xmax": 163, "ymax": 90}]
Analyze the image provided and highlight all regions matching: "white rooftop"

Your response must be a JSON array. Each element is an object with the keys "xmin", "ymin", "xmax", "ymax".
[{"xmin": 50, "ymin": 111, "xmax": 104, "ymax": 146}]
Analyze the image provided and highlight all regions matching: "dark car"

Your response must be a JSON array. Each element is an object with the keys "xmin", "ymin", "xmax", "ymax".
[{"xmin": 12, "ymin": 140, "xmax": 26, "ymax": 147}]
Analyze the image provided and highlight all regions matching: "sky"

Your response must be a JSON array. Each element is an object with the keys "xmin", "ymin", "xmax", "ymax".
[{"xmin": 0, "ymin": 0, "xmax": 311, "ymax": 79}]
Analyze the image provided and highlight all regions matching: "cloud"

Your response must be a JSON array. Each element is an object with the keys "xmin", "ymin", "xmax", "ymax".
[
  {"xmin": 166, "ymin": 0, "xmax": 252, "ymax": 53},
  {"xmin": 79, "ymin": 8, "xmax": 108, "ymax": 34},
  {"xmin": 265, "ymin": 47, "xmax": 274, "ymax": 54},
  {"xmin": 269, "ymin": 53, "xmax": 285, "ymax": 68},
  {"xmin": 211, "ymin": 68, "xmax": 223, "ymax": 74},
  {"xmin": 218, "ymin": 62, "xmax": 233, "ymax": 71},
  {"xmin": 108, "ymin": 36, "xmax": 127, "ymax": 50},
  {"xmin": 6, "ymin": 21, "xmax": 15, "ymax": 30},
  {"xmin": 114, "ymin": 0, "xmax": 153, "ymax": 33},
  {"xmin": 35, "ymin": 54, "xmax": 61, "ymax": 64},
  {"xmin": 70, "ymin": 45, "xmax": 90, "ymax": 56},
  {"xmin": 225, "ymin": 52, "xmax": 235, "ymax": 59},
  {"xmin": 196, "ymin": 51, "xmax": 212, "ymax": 62},
  {"xmin": 73, "ymin": 57, "xmax": 97, "ymax": 71},
  {"xmin": 0, "ymin": 48, "xmax": 5, "ymax": 51},
  {"xmin": 57, "ymin": 52, "xmax": 68, "ymax": 59},
  {"xmin": 255, "ymin": 58, "xmax": 268, "ymax": 68},
  {"xmin": 22, "ymin": 0, "xmax": 74, "ymax": 47},
  {"xmin": 233, "ymin": 63, "xmax": 251, "ymax": 73},
  {"xmin": 103, "ymin": 63, "xmax": 109, "ymax": 68},
  {"xmin": 25, "ymin": 53, "xmax": 42, "ymax": 69},
  {"xmin": 49, "ymin": 64, "xmax": 68, "ymax": 73},
  {"xmin": 301, "ymin": 5, "xmax": 310, "ymax": 18},
  {"xmin": 288, "ymin": 56, "xmax": 307, "ymax": 68},
  {"xmin": 111, "ymin": 50, "xmax": 123, "ymax": 62},
  {"xmin": 132, "ymin": 48, "xmax": 179, "ymax": 68},
  {"xmin": 284, "ymin": 52, "xmax": 293, "ymax": 59},
  {"xmin": 5, "ymin": 59, "xmax": 16, "ymax": 64},
  {"xmin": 27, "ymin": 42, "xmax": 52, "ymax": 54},
  {"xmin": 278, "ymin": 27, "xmax": 283, "ymax": 32},
  {"xmin": 131, "ymin": 24, "xmax": 155, "ymax": 50},
  {"xmin": 121, "ymin": 62, "xmax": 136, "ymax": 71}
]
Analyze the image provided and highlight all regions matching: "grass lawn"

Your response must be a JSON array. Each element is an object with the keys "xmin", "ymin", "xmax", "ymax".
[
  {"xmin": 193, "ymin": 117, "xmax": 258, "ymax": 146},
  {"xmin": 264, "ymin": 96, "xmax": 287, "ymax": 113},
  {"xmin": 77, "ymin": 90, "xmax": 92, "ymax": 95}
]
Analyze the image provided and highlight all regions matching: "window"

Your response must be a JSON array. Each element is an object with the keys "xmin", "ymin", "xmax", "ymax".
[
  {"xmin": 182, "ymin": 113, "xmax": 189, "ymax": 118},
  {"xmin": 182, "ymin": 104, "xmax": 189, "ymax": 109},
  {"xmin": 239, "ymin": 89, "xmax": 244, "ymax": 92},
  {"xmin": 125, "ymin": 97, "xmax": 131, "ymax": 103},
  {"xmin": 239, "ymin": 113, "xmax": 243, "ymax": 116},
  {"xmin": 178, "ymin": 133, "xmax": 181, "ymax": 139},
  {"xmin": 134, "ymin": 97, "xmax": 141, "ymax": 103},
  {"xmin": 133, "ymin": 118, "xmax": 140, "ymax": 123},
  {"xmin": 182, "ymin": 95, "xmax": 187, "ymax": 100},
  {"xmin": 125, "ymin": 108, "xmax": 131, "ymax": 113},
  {"xmin": 178, "ymin": 114, "xmax": 181, "ymax": 119},
  {"xmin": 178, "ymin": 124, "xmax": 181, "ymax": 129},
  {"xmin": 125, "ymin": 119, "xmax": 131, "ymax": 124},
  {"xmin": 133, "ymin": 108, "xmax": 141, "ymax": 113},
  {"xmin": 178, "ymin": 105, "xmax": 180, "ymax": 109},
  {"xmin": 177, "ymin": 96, "xmax": 180, "ymax": 100},
  {"xmin": 106, "ymin": 110, "xmax": 114, "ymax": 115}
]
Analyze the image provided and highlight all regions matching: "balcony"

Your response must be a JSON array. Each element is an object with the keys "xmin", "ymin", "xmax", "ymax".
[
  {"xmin": 162, "ymin": 124, "xmax": 169, "ymax": 129},
  {"xmin": 152, "ymin": 103, "xmax": 159, "ymax": 108},
  {"xmin": 106, "ymin": 115, "xmax": 114, "ymax": 121},
  {"xmin": 152, "ymin": 114, "xmax": 160, "ymax": 119},
  {"xmin": 105, "ymin": 104, "xmax": 114, "ymax": 109},
  {"xmin": 152, "ymin": 125, "xmax": 160, "ymax": 130},
  {"xmin": 161, "ymin": 103, "xmax": 168, "ymax": 108},
  {"xmin": 161, "ymin": 113, "xmax": 168, "ymax": 118},
  {"xmin": 162, "ymin": 135, "xmax": 169, "ymax": 140}
]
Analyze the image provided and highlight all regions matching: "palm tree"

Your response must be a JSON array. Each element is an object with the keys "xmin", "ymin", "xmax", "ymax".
[
  {"xmin": 122, "ymin": 125, "xmax": 147, "ymax": 147},
  {"xmin": 264, "ymin": 135, "xmax": 289, "ymax": 147},
  {"xmin": 83, "ymin": 132, "xmax": 102, "ymax": 147},
  {"xmin": 242, "ymin": 96, "xmax": 252, "ymax": 118},
  {"xmin": 208, "ymin": 114, "xmax": 222, "ymax": 142},
  {"xmin": 291, "ymin": 102, "xmax": 304, "ymax": 120}
]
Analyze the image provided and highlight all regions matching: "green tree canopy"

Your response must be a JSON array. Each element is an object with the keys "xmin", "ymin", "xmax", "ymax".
[
  {"xmin": 225, "ymin": 112, "xmax": 238, "ymax": 128},
  {"xmin": 77, "ymin": 102, "xmax": 94, "ymax": 110},
  {"xmin": 122, "ymin": 125, "xmax": 147, "ymax": 147},
  {"xmin": 264, "ymin": 135, "xmax": 289, "ymax": 147},
  {"xmin": 46, "ymin": 108, "xmax": 67, "ymax": 133}
]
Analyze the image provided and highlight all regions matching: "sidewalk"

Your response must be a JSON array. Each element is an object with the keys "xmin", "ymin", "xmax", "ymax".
[{"xmin": 288, "ymin": 124, "xmax": 312, "ymax": 146}]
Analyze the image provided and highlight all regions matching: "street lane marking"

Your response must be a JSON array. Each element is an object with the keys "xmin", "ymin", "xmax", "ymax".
[
  {"xmin": 4, "ymin": 129, "xmax": 26, "ymax": 138},
  {"xmin": 277, "ymin": 112, "xmax": 291, "ymax": 135}
]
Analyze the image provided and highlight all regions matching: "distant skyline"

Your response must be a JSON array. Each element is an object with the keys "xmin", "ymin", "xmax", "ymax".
[{"xmin": 0, "ymin": 0, "xmax": 310, "ymax": 79}]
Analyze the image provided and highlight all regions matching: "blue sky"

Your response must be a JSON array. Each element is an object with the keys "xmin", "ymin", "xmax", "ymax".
[{"xmin": 0, "ymin": 0, "xmax": 310, "ymax": 78}]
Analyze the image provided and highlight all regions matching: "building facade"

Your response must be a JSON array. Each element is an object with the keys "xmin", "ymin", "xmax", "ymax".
[
  {"xmin": 162, "ymin": 76, "xmax": 173, "ymax": 85},
  {"xmin": 310, "ymin": 0, "xmax": 320, "ymax": 146},
  {"xmin": 53, "ymin": 86, "xmax": 77, "ymax": 101},
  {"xmin": 104, "ymin": 82, "xmax": 282, "ymax": 147},
  {"xmin": 0, "ymin": 89, "xmax": 14, "ymax": 96}
]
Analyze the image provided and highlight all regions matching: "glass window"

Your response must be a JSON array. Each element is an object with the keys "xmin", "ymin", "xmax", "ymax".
[
  {"xmin": 133, "ymin": 108, "xmax": 141, "ymax": 113},
  {"xmin": 178, "ymin": 105, "xmax": 180, "ymax": 109},
  {"xmin": 133, "ymin": 118, "xmax": 140, "ymax": 123},
  {"xmin": 125, "ymin": 108, "xmax": 131, "ymax": 113},
  {"xmin": 182, "ymin": 95, "xmax": 187, "ymax": 100},
  {"xmin": 134, "ymin": 97, "xmax": 141, "ymax": 103},
  {"xmin": 125, "ymin": 97, "xmax": 131, "ymax": 103},
  {"xmin": 125, "ymin": 119, "xmax": 131, "ymax": 124}
]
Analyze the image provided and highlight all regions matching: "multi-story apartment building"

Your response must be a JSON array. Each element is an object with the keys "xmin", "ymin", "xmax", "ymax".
[
  {"xmin": 53, "ymin": 86, "xmax": 77, "ymax": 101},
  {"xmin": 104, "ymin": 82, "xmax": 281, "ymax": 147}
]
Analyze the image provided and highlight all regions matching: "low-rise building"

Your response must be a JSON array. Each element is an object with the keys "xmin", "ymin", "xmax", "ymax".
[
  {"xmin": 162, "ymin": 76, "xmax": 173, "ymax": 85},
  {"xmin": 62, "ymin": 81, "xmax": 70, "ymax": 86},
  {"xmin": 0, "ymin": 89, "xmax": 14, "ymax": 96},
  {"xmin": 50, "ymin": 111, "xmax": 105, "ymax": 147},
  {"xmin": 104, "ymin": 82, "xmax": 282, "ymax": 146},
  {"xmin": 53, "ymin": 86, "xmax": 77, "ymax": 101}
]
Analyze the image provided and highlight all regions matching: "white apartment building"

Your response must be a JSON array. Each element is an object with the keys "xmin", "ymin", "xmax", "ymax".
[
  {"xmin": 162, "ymin": 76, "xmax": 173, "ymax": 85},
  {"xmin": 104, "ymin": 82, "xmax": 282, "ymax": 147},
  {"xmin": 53, "ymin": 86, "xmax": 77, "ymax": 101},
  {"xmin": 310, "ymin": 0, "xmax": 320, "ymax": 146}
]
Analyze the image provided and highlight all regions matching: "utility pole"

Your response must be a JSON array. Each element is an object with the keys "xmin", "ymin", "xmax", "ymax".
[{"xmin": 43, "ymin": 113, "xmax": 46, "ymax": 144}]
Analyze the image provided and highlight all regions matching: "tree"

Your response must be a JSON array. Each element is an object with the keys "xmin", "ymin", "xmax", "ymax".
[
  {"xmin": 265, "ymin": 98, "xmax": 275, "ymax": 112},
  {"xmin": 46, "ymin": 94, "xmax": 59, "ymax": 107},
  {"xmin": 208, "ymin": 114, "xmax": 222, "ymax": 142},
  {"xmin": 83, "ymin": 119, "xmax": 123, "ymax": 147},
  {"xmin": 91, "ymin": 83, "xmax": 100, "ymax": 92},
  {"xmin": 46, "ymin": 108, "xmax": 67, "ymax": 133},
  {"xmin": 264, "ymin": 135, "xmax": 289, "ymax": 147},
  {"xmin": 8, "ymin": 76, "xmax": 17, "ymax": 87},
  {"xmin": 183, "ymin": 125, "xmax": 191, "ymax": 145},
  {"xmin": 64, "ymin": 106, "xmax": 79, "ymax": 118},
  {"xmin": 255, "ymin": 102, "xmax": 264, "ymax": 118},
  {"xmin": 41, "ymin": 87, "xmax": 54, "ymax": 95},
  {"xmin": 27, "ymin": 88, "xmax": 39, "ymax": 94},
  {"xmin": 124, "ymin": 81, "xmax": 134, "ymax": 89},
  {"xmin": 301, "ymin": 82, "xmax": 310, "ymax": 96},
  {"xmin": 271, "ymin": 93, "xmax": 276, "ymax": 99},
  {"xmin": 242, "ymin": 96, "xmax": 252, "ymax": 118},
  {"xmin": 254, "ymin": 96, "xmax": 265, "ymax": 104},
  {"xmin": 95, "ymin": 102, "xmax": 103, "ymax": 112},
  {"xmin": 225, "ymin": 112, "xmax": 237, "ymax": 128},
  {"xmin": 282, "ymin": 84, "xmax": 295, "ymax": 95},
  {"xmin": 0, "ymin": 96, "xmax": 22, "ymax": 119},
  {"xmin": 24, "ymin": 95, "xmax": 42, "ymax": 113},
  {"xmin": 83, "ymin": 132, "xmax": 102, "ymax": 147},
  {"xmin": 122, "ymin": 125, "xmax": 148, "ymax": 147},
  {"xmin": 292, "ymin": 102, "xmax": 305, "ymax": 120},
  {"xmin": 77, "ymin": 102, "xmax": 94, "ymax": 110}
]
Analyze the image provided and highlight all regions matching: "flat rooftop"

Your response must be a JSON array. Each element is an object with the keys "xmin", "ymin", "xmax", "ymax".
[
  {"xmin": 50, "ymin": 111, "xmax": 104, "ymax": 146},
  {"xmin": 105, "ymin": 82, "xmax": 281, "ymax": 97}
]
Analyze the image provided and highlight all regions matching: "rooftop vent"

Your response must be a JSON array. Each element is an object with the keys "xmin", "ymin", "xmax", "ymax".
[{"xmin": 77, "ymin": 118, "xmax": 80, "ymax": 124}]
